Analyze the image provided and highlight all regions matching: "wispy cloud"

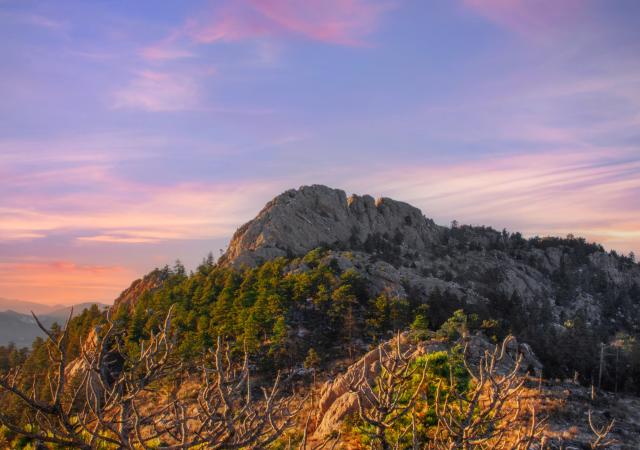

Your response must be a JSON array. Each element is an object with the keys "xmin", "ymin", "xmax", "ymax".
[
  {"xmin": 0, "ymin": 10, "xmax": 67, "ymax": 31},
  {"xmin": 183, "ymin": 0, "xmax": 392, "ymax": 46},
  {"xmin": 0, "ymin": 133, "xmax": 168, "ymax": 166},
  {"xmin": 0, "ymin": 161, "xmax": 277, "ymax": 245},
  {"xmin": 349, "ymin": 150, "xmax": 640, "ymax": 255},
  {"xmin": 461, "ymin": 0, "xmax": 583, "ymax": 38},
  {"xmin": 140, "ymin": 41, "xmax": 195, "ymax": 61},
  {"xmin": 128, "ymin": 0, "xmax": 392, "ymax": 112},
  {"xmin": 0, "ymin": 131, "xmax": 278, "ymax": 246},
  {"xmin": 112, "ymin": 69, "xmax": 209, "ymax": 112}
]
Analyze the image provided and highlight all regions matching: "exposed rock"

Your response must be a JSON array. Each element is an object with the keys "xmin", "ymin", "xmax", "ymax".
[
  {"xmin": 113, "ymin": 268, "xmax": 169, "ymax": 309},
  {"xmin": 462, "ymin": 334, "xmax": 543, "ymax": 377},
  {"xmin": 313, "ymin": 333, "xmax": 421, "ymax": 439},
  {"xmin": 311, "ymin": 333, "xmax": 539, "ymax": 441},
  {"xmin": 65, "ymin": 325, "xmax": 125, "ymax": 394},
  {"xmin": 219, "ymin": 185, "xmax": 441, "ymax": 267}
]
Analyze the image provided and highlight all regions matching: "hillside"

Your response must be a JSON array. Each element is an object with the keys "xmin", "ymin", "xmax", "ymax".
[
  {"xmin": 215, "ymin": 185, "xmax": 640, "ymax": 386},
  {"xmin": 99, "ymin": 184, "xmax": 640, "ymax": 390},
  {"xmin": 0, "ymin": 310, "xmax": 55, "ymax": 347},
  {"xmin": 0, "ymin": 184, "xmax": 639, "ymax": 448}
]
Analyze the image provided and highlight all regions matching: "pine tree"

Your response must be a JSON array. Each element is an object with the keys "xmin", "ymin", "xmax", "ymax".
[
  {"xmin": 128, "ymin": 303, "xmax": 147, "ymax": 344},
  {"xmin": 410, "ymin": 314, "xmax": 430, "ymax": 340},
  {"xmin": 304, "ymin": 348, "xmax": 321, "ymax": 371}
]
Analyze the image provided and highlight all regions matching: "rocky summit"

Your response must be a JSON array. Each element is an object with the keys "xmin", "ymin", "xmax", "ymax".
[{"xmin": 219, "ymin": 184, "xmax": 441, "ymax": 266}]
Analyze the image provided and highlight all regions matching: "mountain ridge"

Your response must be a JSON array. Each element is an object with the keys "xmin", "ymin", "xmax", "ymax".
[
  {"xmin": 0, "ymin": 302, "xmax": 109, "ymax": 347},
  {"xmin": 106, "ymin": 184, "xmax": 640, "ymax": 389},
  {"xmin": 218, "ymin": 184, "xmax": 639, "ymax": 325},
  {"xmin": 0, "ymin": 297, "xmax": 108, "ymax": 316},
  {"xmin": 213, "ymin": 185, "xmax": 639, "ymax": 384}
]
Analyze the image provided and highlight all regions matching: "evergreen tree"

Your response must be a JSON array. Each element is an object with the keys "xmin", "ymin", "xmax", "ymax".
[
  {"xmin": 410, "ymin": 314, "xmax": 430, "ymax": 340},
  {"xmin": 437, "ymin": 309, "xmax": 468, "ymax": 341},
  {"xmin": 304, "ymin": 348, "xmax": 321, "ymax": 371}
]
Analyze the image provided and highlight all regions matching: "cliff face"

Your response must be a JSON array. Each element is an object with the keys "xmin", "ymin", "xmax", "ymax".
[
  {"xmin": 219, "ymin": 185, "xmax": 442, "ymax": 267},
  {"xmin": 113, "ymin": 268, "xmax": 169, "ymax": 310}
]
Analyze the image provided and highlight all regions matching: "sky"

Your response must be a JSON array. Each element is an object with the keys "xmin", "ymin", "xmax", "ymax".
[{"xmin": 1, "ymin": 0, "xmax": 639, "ymax": 305}]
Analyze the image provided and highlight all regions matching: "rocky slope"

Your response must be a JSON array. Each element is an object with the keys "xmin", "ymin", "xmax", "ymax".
[
  {"xmin": 113, "ymin": 267, "xmax": 169, "ymax": 310},
  {"xmin": 310, "ymin": 333, "xmax": 640, "ymax": 449},
  {"xmin": 220, "ymin": 185, "xmax": 640, "ymax": 336},
  {"xmin": 110, "ymin": 184, "xmax": 640, "ymax": 387},
  {"xmin": 312, "ymin": 333, "xmax": 542, "ymax": 440}
]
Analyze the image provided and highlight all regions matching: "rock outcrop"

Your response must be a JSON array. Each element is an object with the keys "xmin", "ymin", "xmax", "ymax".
[
  {"xmin": 113, "ymin": 267, "xmax": 169, "ymax": 310},
  {"xmin": 311, "ymin": 333, "xmax": 541, "ymax": 441},
  {"xmin": 219, "ymin": 185, "xmax": 441, "ymax": 267}
]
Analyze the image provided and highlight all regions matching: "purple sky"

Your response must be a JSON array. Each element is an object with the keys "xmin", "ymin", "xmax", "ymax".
[{"xmin": 1, "ymin": 0, "xmax": 639, "ymax": 304}]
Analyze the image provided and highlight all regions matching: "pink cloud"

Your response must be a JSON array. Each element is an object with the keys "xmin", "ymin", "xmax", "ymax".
[
  {"xmin": 0, "ymin": 147, "xmax": 284, "ymax": 303},
  {"xmin": 132, "ymin": 0, "xmax": 392, "ymax": 113},
  {"xmin": 461, "ymin": 0, "xmax": 583, "ymax": 36},
  {"xmin": 140, "ymin": 44, "xmax": 195, "ymax": 61},
  {"xmin": 0, "ymin": 157, "xmax": 280, "ymax": 245},
  {"xmin": 184, "ymin": 0, "xmax": 392, "ymax": 46}
]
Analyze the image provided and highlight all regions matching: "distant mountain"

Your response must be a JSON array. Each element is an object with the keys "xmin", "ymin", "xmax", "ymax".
[
  {"xmin": 0, "ymin": 310, "xmax": 54, "ymax": 347},
  {"xmin": 0, "ymin": 297, "xmax": 65, "ymax": 315},
  {"xmin": 45, "ymin": 302, "xmax": 109, "ymax": 321},
  {"xmin": 0, "ymin": 302, "xmax": 109, "ymax": 347}
]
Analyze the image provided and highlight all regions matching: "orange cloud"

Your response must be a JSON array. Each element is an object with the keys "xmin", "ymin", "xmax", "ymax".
[{"xmin": 0, "ymin": 260, "xmax": 134, "ymax": 304}]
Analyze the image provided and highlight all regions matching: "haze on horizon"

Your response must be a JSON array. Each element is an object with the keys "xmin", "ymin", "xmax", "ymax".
[{"xmin": 1, "ymin": 0, "xmax": 639, "ymax": 305}]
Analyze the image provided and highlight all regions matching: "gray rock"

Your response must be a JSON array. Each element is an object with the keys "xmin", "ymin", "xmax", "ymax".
[{"xmin": 219, "ymin": 185, "xmax": 441, "ymax": 267}]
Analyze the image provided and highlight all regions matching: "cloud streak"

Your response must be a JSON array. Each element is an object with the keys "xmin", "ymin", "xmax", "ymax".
[
  {"xmin": 112, "ymin": 70, "xmax": 205, "ymax": 112},
  {"xmin": 1, "ymin": 175, "xmax": 275, "ymax": 244},
  {"xmin": 127, "ymin": 0, "xmax": 392, "ymax": 112},
  {"xmin": 461, "ymin": 0, "xmax": 583, "ymax": 37},
  {"xmin": 349, "ymin": 150, "xmax": 640, "ymax": 255},
  {"xmin": 0, "ymin": 10, "xmax": 67, "ymax": 31},
  {"xmin": 183, "ymin": 0, "xmax": 391, "ymax": 46}
]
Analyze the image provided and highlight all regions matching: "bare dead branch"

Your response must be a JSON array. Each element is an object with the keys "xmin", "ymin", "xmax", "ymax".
[{"xmin": 588, "ymin": 409, "xmax": 616, "ymax": 449}]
